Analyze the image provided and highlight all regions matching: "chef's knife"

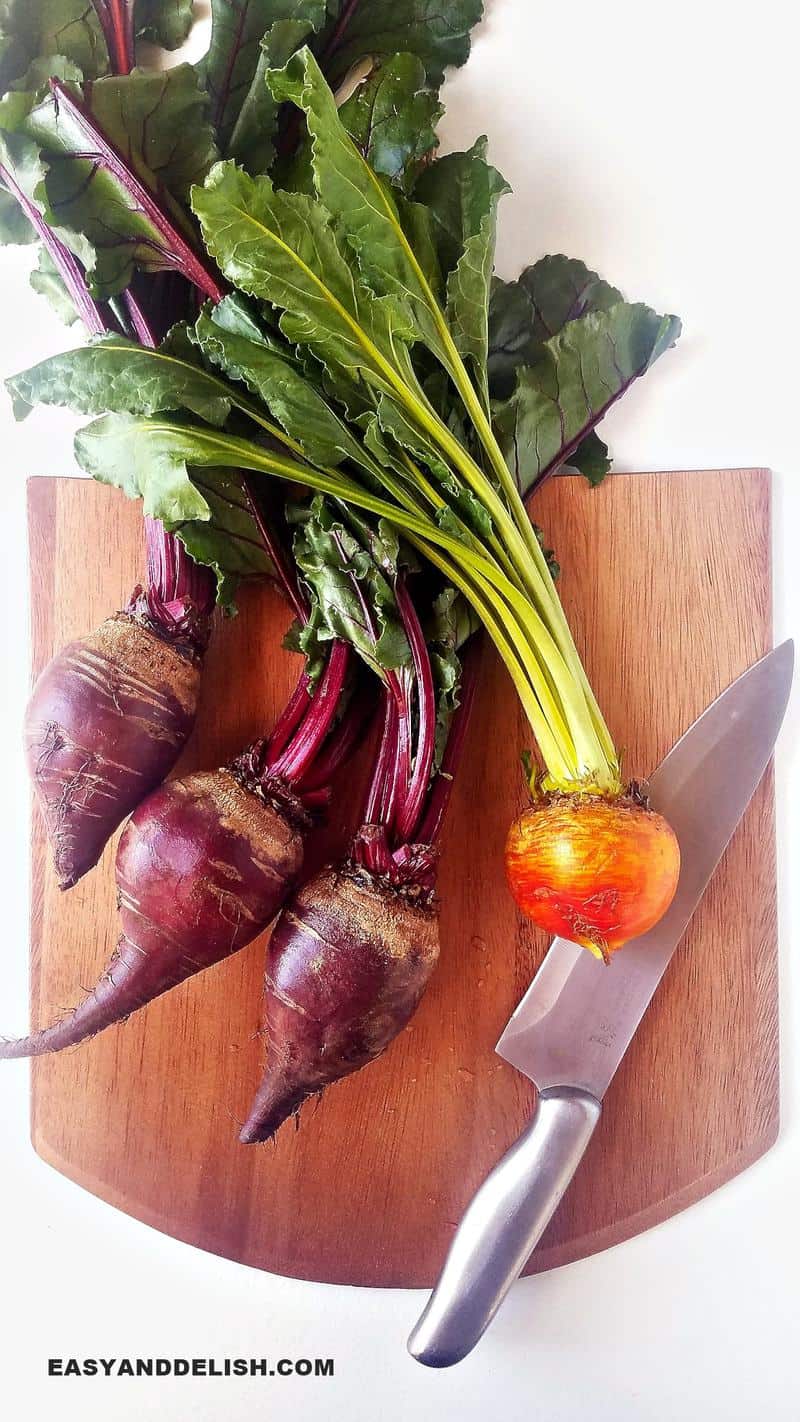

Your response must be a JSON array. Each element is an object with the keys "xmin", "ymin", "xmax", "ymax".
[{"xmin": 408, "ymin": 641, "xmax": 794, "ymax": 1368}]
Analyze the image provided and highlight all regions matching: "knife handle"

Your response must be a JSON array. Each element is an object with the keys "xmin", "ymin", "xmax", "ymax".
[{"xmin": 407, "ymin": 1085, "xmax": 602, "ymax": 1368}]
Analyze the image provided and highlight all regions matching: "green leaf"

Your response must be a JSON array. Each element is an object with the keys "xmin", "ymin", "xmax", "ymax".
[
  {"xmin": 233, "ymin": 8, "xmax": 328, "ymax": 173},
  {"xmin": 268, "ymin": 47, "xmax": 449, "ymax": 368},
  {"xmin": 426, "ymin": 584, "xmax": 476, "ymax": 768},
  {"xmin": 74, "ymin": 411, "xmax": 392, "ymax": 530},
  {"xmin": 200, "ymin": 0, "xmax": 324, "ymax": 171},
  {"xmin": 1, "ymin": 53, "xmax": 83, "ymax": 113},
  {"xmin": 0, "ymin": 126, "xmax": 46, "ymax": 245},
  {"xmin": 0, "ymin": 0, "xmax": 108, "ymax": 95},
  {"xmin": 317, "ymin": 0, "xmax": 484, "ymax": 88},
  {"xmin": 53, "ymin": 374, "xmax": 275, "ymax": 608},
  {"xmin": 414, "ymin": 137, "xmax": 509, "ymax": 407},
  {"xmin": 0, "ymin": 83, "xmax": 37, "ymax": 133},
  {"xmin": 191, "ymin": 159, "xmax": 413, "ymax": 392},
  {"xmin": 72, "ymin": 412, "xmax": 465, "ymax": 580},
  {"xmin": 83, "ymin": 65, "xmax": 217, "ymax": 200},
  {"xmin": 29, "ymin": 246, "xmax": 79, "ymax": 324},
  {"xmin": 175, "ymin": 467, "xmax": 276, "ymax": 609},
  {"xmin": 488, "ymin": 257, "xmax": 623, "ymax": 399},
  {"xmin": 0, "ymin": 178, "xmax": 33, "ymax": 240},
  {"xmin": 493, "ymin": 303, "xmax": 681, "ymax": 496},
  {"xmin": 567, "ymin": 431, "xmax": 611, "ymax": 487},
  {"xmin": 76, "ymin": 413, "xmax": 223, "ymax": 523},
  {"xmin": 6, "ymin": 332, "xmax": 237, "ymax": 423},
  {"xmin": 268, "ymin": 44, "xmax": 521, "ymax": 524},
  {"xmin": 22, "ymin": 67, "xmax": 216, "ymax": 295},
  {"xmin": 136, "ymin": 0, "xmax": 194, "ymax": 50},
  {"xmin": 193, "ymin": 294, "xmax": 390, "ymax": 481},
  {"xmin": 338, "ymin": 53, "xmax": 442, "ymax": 186},
  {"xmin": 370, "ymin": 394, "xmax": 492, "ymax": 544},
  {"xmin": 26, "ymin": 65, "xmax": 217, "ymax": 201},
  {"xmin": 287, "ymin": 494, "xmax": 411, "ymax": 682}
]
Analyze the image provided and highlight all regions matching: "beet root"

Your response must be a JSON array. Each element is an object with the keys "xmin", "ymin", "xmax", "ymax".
[
  {"xmin": 240, "ymin": 865, "xmax": 440, "ymax": 1142},
  {"xmin": 25, "ymin": 612, "xmax": 204, "ymax": 889},
  {"xmin": 0, "ymin": 770, "xmax": 305, "ymax": 1058}
]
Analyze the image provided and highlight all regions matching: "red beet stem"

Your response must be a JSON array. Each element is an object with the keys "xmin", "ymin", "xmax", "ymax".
[
  {"xmin": 121, "ymin": 286, "xmax": 160, "ymax": 346},
  {"xmin": 385, "ymin": 676, "xmax": 411, "ymax": 834},
  {"xmin": 317, "ymin": 0, "xmax": 362, "ymax": 68},
  {"xmin": 270, "ymin": 641, "xmax": 350, "ymax": 783},
  {"xmin": 91, "ymin": 0, "xmax": 135, "ymax": 74},
  {"xmin": 362, "ymin": 690, "xmax": 397, "ymax": 827},
  {"xmin": 394, "ymin": 578, "xmax": 436, "ymax": 842},
  {"xmin": 299, "ymin": 786, "xmax": 330, "ymax": 808},
  {"xmin": 417, "ymin": 638, "xmax": 479, "ymax": 845},
  {"xmin": 243, "ymin": 479, "xmax": 309, "ymax": 625},
  {"xmin": 265, "ymin": 670, "xmax": 314, "ymax": 762},
  {"xmin": 49, "ymin": 79, "xmax": 225, "ymax": 303},
  {"xmin": 351, "ymin": 577, "xmax": 435, "ymax": 848},
  {"xmin": 127, "ymin": 306, "xmax": 217, "ymax": 645},
  {"xmin": 0, "ymin": 163, "xmax": 111, "ymax": 335},
  {"xmin": 295, "ymin": 683, "xmax": 373, "ymax": 792},
  {"xmin": 144, "ymin": 515, "xmax": 216, "ymax": 618}
]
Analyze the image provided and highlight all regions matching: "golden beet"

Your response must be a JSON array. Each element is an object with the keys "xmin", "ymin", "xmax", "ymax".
[{"xmin": 504, "ymin": 795, "xmax": 680, "ymax": 960}]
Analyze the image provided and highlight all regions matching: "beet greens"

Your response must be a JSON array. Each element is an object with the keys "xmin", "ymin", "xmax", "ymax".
[{"xmin": 0, "ymin": 0, "xmax": 685, "ymax": 1089}]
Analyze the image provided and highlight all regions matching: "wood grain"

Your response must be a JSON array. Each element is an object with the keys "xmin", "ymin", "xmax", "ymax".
[{"xmin": 26, "ymin": 470, "xmax": 778, "ymax": 1287}]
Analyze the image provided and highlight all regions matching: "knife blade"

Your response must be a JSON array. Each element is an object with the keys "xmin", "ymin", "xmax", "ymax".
[{"xmin": 408, "ymin": 642, "xmax": 793, "ymax": 1368}]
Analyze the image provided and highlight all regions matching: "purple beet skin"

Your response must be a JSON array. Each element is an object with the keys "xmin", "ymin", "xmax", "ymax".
[
  {"xmin": 25, "ymin": 612, "xmax": 204, "ymax": 889},
  {"xmin": 239, "ymin": 864, "xmax": 440, "ymax": 1142},
  {"xmin": 0, "ymin": 770, "xmax": 305, "ymax": 1058}
]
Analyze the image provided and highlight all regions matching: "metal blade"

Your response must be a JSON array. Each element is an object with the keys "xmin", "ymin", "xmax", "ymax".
[{"xmin": 496, "ymin": 641, "xmax": 794, "ymax": 1099}]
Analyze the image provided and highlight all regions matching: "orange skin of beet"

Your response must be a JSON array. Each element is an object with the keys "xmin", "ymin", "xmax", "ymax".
[{"xmin": 504, "ymin": 796, "xmax": 680, "ymax": 960}]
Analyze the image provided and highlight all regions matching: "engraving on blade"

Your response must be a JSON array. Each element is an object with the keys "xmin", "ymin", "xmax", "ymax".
[{"xmin": 497, "ymin": 642, "xmax": 793, "ymax": 1098}]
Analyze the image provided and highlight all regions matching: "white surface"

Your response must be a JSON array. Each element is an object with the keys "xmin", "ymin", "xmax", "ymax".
[{"xmin": 1, "ymin": 1, "xmax": 799, "ymax": 1417}]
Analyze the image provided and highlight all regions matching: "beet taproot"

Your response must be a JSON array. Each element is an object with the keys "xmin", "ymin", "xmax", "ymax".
[
  {"xmin": 0, "ymin": 769, "xmax": 305, "ymax": 1058},
  {"xmin": 25, "ymin": 610, "xmax": 207, "ymax": 889},
  {"xmin": 239, "ymin": 864, "xmax": 440, "ymax": 1142},
  {"xmin": 505, "ymin": 792, "xmax": 681, "ymax": 959},
  {"xmin": 239, "ymin": 621, "xmax": 479, "ymax": 1142}
]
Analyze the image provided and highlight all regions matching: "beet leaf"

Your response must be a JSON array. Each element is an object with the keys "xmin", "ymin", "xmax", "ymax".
[
  {"xmin": 337, "ymin": 53, "xmax": 442, "ymax": 186},
  {"xmin": 18, "ymin": 71, "xmax": 219, "ymax": 297},
  {"xmin": 492, "ymin": 303, "xmax": 682, "ymax": 496},
  {"xmin": 170, "ymin": 467, "xmax": 277, "ymax": 608},
  {"xmin": 413, "ymin": 136, "xmax": 510, "ymax": 410},
  {"xmin": 0, "ymin": 0, "xmax": 108, "ymax": 94},
  {"xmin": 487, "ymin": 256, "xmax": 624, "ymax": 399},
  {"xmin": 317, "ymin": 0, "xmax": 484, "ymax": 89},
  {"xmin": 135, "ymin": 0, "xmax": 194, "ymax": 50},
  {"xmin": 286, "ymin": 496, "xmax": 412, "ymax": 681}
]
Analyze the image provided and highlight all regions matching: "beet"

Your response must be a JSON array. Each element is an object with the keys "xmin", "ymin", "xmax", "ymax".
[
  {"xmin": 0, "ymin": 770, "xmax": 305, "ymax": 1058},
  {"xmin": 26, "ymin": 607, "xmax": 208, "ymax": 890},
  {"xmin": 239, "ymin": 609, "xmax": 478, "ymax": 1143},
  {"xmin": 239, "ymin": 864, "xmax": 440, "ymax": 1142},
  {"xmin": 3, "ymin": 631, "xmax": 358, "ymax": 1058}
]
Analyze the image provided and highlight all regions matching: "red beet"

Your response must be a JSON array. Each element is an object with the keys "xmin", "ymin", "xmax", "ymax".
[
  {"xmin": 239, "ymin": 864, "xmax": 440, "ymax": 1142},
  {"xmin": 0, "ymin": 769, "xmax": 306, "ymax": 1058},
  {"xmin": 239, "ymin": 603, "xmax": 479, "ymax": 1143},
  {"xmin": 3, "ymin": 634, "xmax": 359, "ymax": 1059},
  {"xmin": 25, "ymin": 610, "xmax": 206, "ymax": 889}
]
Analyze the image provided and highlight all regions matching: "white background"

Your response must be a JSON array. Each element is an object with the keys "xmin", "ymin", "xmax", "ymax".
[{"xmin": 1, "ymin": 1, "xmax": 799, "ymax": 1417}]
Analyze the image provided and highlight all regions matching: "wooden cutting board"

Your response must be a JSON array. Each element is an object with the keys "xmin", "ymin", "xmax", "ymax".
[{"xmin": 26, "ymin": 469, "xmax": 778, "ymax": 1287}]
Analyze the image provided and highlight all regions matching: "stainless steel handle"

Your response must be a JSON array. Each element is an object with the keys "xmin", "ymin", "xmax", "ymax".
[{"xmin": 407, "ymin": 1085, "xmax": 602, "ymax": 1368}]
